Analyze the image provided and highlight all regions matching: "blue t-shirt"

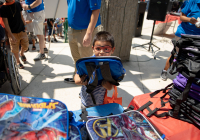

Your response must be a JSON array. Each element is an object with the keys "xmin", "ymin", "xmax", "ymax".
[
  {"xmin": 67, "ymin": 0, "xmax": 101, "ymax": 30},
  {"xmin": 25, "ymin": 0, "xmax": 44, "ymax": 13},
  {"xmin": 180, "ymin": 0, "xmax": 189, "ymax": 9},
  {"xmin": 175, "ymin": 0, "xmax": 200, "ymax": 37}
]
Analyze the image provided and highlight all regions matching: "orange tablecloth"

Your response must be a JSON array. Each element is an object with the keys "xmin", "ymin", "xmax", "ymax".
[{"xmin": 155, "ymin": 14, "xmax": 182, "ymax": 25}]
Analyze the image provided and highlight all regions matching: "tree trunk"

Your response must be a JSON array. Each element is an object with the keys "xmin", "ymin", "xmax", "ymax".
[{"xmin": 100, "ymin": 0, "xmax": 138, "ymax": 61}]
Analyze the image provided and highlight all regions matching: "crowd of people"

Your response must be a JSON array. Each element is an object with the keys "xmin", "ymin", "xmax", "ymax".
[
  {"xmin": 1, "ymin": 0, "xmax": 200, "ymax": 108},
  {"xmin": 0, "ymin": 0, "xmax": 64, "ymax": 69}
]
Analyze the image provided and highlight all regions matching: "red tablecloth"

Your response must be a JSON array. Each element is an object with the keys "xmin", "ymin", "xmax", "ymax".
[{"xmin": 155, "ymin": 14, "xmax": 182, "ymax": 25}]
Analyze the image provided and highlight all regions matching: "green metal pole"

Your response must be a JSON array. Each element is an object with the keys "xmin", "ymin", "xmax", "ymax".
[{"xmin": 64, "ymin": 18, "xmax": 68, "ymax": 43}]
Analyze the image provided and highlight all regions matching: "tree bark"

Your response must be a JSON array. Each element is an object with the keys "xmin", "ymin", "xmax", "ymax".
[{"xmin": 100, "ymin": 0, "xmax": 138, "ymax": 61}]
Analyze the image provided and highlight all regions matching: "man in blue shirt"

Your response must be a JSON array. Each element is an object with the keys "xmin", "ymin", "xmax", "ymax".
[
  {"xmin": 161, "ymin": 0, "xmax": 200, "ymax": 81},
  {"xmin": 22, "ymin": 0, "xmax": 48, "ymax": 61},
  {"xmin": 64, "ymin": 0, "xmax": 101, "ymax": 83}
]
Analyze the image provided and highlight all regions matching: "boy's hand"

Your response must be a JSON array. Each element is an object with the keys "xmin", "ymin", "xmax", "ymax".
[
  {"xmin": 80, "ymin": 75, "xmax": 88, "ymax": 86},
  {"xmin": 101, "ymin": 80, "xmax": 113, "ymax": 90}
]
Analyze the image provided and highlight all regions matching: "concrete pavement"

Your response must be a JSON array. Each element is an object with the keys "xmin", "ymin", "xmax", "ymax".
[{"xmin": 0, "ymin": 12, "xmax": 178, "ymax": 111}]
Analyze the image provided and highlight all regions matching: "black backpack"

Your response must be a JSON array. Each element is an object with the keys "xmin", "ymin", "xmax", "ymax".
[{"xmin": 168, "ymin": 34, "xmax": 200, "ymax": 118}]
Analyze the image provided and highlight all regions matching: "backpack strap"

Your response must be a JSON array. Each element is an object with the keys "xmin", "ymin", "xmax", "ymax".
[
  {"xmin": 169, "ymin": 39, "xmax": 179, "ymax": 75},
  {"xmin": 123, "ymin": 105, "xmax": 135, "ymax": 112},
  {"xmin": 79, "ymin": 108, "xmax": 88, "ymax": 122},
  {"xmin": 172, "ymin": 76, "xmax": 195, "ymax": 117},
  {"xmin": 169, "ymin": 38, "xmax": 177, "ymax": 65},
  {"xmin": 100, "ymin": 62, "xmax": 119, "ymax": 86},
  {"xmin": 136, "ymin": 83, "xmax": 173, "ymax": 117},
  {"xmin": 85, "ymin": 62, "xmax": 98, "ymax": 105}
]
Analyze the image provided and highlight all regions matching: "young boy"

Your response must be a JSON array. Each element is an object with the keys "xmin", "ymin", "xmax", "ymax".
[
  {"xmin": 0, "ymin": 0, "xmax": 29, "ymax": 69},
  {"xmin": 74, "ymin": 31, "xmax": 116, "ymax": 108},
  {"xmin": 47, "ymin": 18, "xmax": 58, "ymax": 42}
]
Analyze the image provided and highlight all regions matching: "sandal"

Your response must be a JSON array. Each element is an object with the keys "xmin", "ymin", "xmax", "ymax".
[
  {"xmin": 20, "ymin": 55, "xmax": 26, "ymax": 62},
  {"xmin": 18, "ymin": 63, "xmax": 24, "ymax": 69},
  {"xmin": 32, "ymin": 46, "xmax": 36, "ymax": 50},
  {"xmin": 25, "ymin": 48, "xmax": 29, "ymax": 52}
]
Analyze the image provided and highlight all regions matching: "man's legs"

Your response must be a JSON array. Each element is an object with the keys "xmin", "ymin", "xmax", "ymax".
[
  {"xmin": 64, "ymin": 28, "xmax": 80, "ymax": 83},
  {"xmin": 161, "ymin": 36, "xmax": 181, "ymax": 80},
  {"xmin": 9, "ymin": 32, "xmax": 25, "ymax": 69},
  {"xmin": 19, "ymin": 31, "xmax": 29, "ymax": 65},
  {"xmin": 31, "ymin": 10, "xmax": 47, "ymax": 61},
  {"xmin": 64, "ymin": 27, "xmax": 98, "ymax": 83},
  {"xmin": 37, "ymin": 35, "xmax": 45, "ymax": 54}
]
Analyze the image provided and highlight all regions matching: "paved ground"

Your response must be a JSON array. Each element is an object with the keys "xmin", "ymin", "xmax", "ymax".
[{"xmin": 0, "ymin": 12, "xmax": 178, "ymax": 111}]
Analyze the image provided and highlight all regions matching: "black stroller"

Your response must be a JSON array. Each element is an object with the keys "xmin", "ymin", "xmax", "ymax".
[{"xmin": 0, "ymin": 25, "xmax": 21, "ymax": 95}]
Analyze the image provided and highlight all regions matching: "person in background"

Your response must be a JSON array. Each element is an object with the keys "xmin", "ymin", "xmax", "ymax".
[
  {"xmin": 64, "ymin": 0, "xmax": 101, "ymax": 83},
  {"xmin": 47, "ymin": 18, "xmax": 58, "ymax": 42},
  {"xmin": 55, "ymin": 18, "xmax": 63, "ymax": 38},
  {"xmin": 22, "ymin": 0, "xmax": 48, "ymax": 61},
  {"xmin": 20, "ymin": 0, "xmax": 36, "ymax": 52},
  {"xmin": 0, "ymin": 0, "xmax": 29, "ymax": 69},
  {"xmin": 160, "ymin": 0, "xmax": 200, "ymax": 81}
]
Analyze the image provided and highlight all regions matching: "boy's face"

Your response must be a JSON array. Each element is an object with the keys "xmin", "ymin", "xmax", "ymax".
[{"xmin": 92, "ymin": 41, "xmax": 115, "ymax": 56}]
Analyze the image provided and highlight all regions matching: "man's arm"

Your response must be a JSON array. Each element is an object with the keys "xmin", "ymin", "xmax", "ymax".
[
  {"xmin": 2, "ymin": 18, "xmax": 16, "ymax": 42},
  {"xmin": 180, "ymin": 12, "xmax": 197, "ymax": 24},
  {"xmin": 82, "ymin": 9, "xmax": 100, "ymax": 47},
  {"xmin": 22, "ymin": 0, "xmax": 42, "ymax": 10}
]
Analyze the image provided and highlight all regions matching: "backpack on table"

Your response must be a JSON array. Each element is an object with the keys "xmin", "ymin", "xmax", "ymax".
[
  {"xmin": 68, "ymin": 103, "xmax": 124, "ymax": 140},
  {"xmin": 76, "ymin": 56, "xmax": 126, "ymax": 105},
  {"xmin": 0, "ymin": 93, "xmax": 69, "ymax": 140},
  {"xmin": 86, "ymin": 110, "xmax": 164, "ymax": 140}
]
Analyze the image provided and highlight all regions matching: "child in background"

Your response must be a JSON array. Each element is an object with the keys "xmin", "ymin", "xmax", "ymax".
[
  {"xmin": 74, "ymin": 31, "xmax": 116, "ymax": 108},
  {"xmin": 55, "ymin": 18, "xmax": 63, "ymax": 38},
  {"xmin": 47, "ymin": 18, "xmax": 58, "ymax": 42}
]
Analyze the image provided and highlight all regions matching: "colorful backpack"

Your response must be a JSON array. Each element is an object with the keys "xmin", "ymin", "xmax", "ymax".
[
  {"xmin": 86, "ymin": 110, "xmax": 165, "ymax": 140},
  {"xmin": 0, "ymin": 93, "xmax": 68, "ymax": 140},
  {"xmin": 69, "ymin": 103, "xmax": 124, "ymax": 140},
  {"xmin": 76, "ymin": 56, "xmax": 126, "ymax": 104}
]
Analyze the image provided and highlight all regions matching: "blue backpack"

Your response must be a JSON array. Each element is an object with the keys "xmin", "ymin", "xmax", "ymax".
[
  {"xmin": 0, "ymin": 93, "xmax": 68, "ymax": 140},
  {"xmin": 76, "ymin": 56, "xmax": 126, "ymax": 104},
  {"xmin": 69, "ymin": 103, "xmax": 124, "ymax": 140}
]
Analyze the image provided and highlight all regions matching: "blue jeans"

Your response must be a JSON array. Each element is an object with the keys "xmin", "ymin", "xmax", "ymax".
[
  {"xmin": 146, "ymin": 1, "xmax": 150, "ymax": 11},
  {"xmin": 48, "ymin": 26, "xmax": 55, "ymax": 35}
]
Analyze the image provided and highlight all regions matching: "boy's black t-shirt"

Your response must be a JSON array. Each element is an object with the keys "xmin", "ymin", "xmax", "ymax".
[
  {"xmin": 47, "ymin": 19, "xmax": 55, "ymax": 27},
  {"xmin": 0, "ymin": 1, "xmax": 25, "ymax": 33}
]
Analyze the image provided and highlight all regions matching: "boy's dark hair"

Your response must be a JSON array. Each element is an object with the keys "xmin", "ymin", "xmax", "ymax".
[{"xmin": 93, "ymin": 31, "xmax": 114, "ymax": 48}]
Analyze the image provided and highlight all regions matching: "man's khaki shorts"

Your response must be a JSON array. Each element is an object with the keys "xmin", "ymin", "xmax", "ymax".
[
  {"xmin": 29, "ymin": 10, "xmax": 45, "ymax": 36},
  {"xmin": 68, "ymin": 27, "xmax": 98, "ymax": 73},
  {"xmin": 9, "ymin": 31, "xmax": 29, "ymax": 53}
]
